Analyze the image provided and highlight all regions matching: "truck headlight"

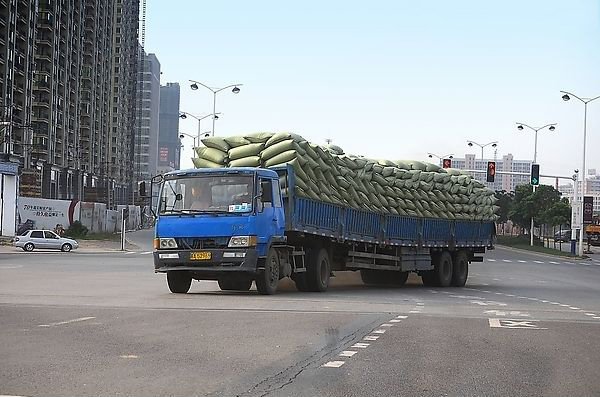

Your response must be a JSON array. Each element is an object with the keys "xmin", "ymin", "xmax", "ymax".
[
  {"xmin": 228, "ymin": 236, "xmax": 257, "ymax": 247},
  {"xmin": 159, "ymin": 238, "xmax": 177, "ymax": 249}
]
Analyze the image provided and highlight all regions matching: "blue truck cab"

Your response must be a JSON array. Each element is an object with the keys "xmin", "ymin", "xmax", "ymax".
[{"xmin": 153, "ymin": 165, "xmax": 495, "ymax": 295}]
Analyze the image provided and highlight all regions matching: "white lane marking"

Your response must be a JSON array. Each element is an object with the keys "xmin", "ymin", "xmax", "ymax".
[
  {"xmin": 487, "ymin": 259, "xmax": 497, "ymax": 262},
  {"xmin": 585, "ymin": 313, "xmax": 596, "ymax": 316},
  {"xmin": 481, "ymin": 283, "xmax": 490, "ymax": 286},
  {"xmin": 593, "ymin": 317, "xmax": 600, "ymax": 320},
  {"xmin": 389, "ymin": 319, "xmax": 402, "ymax": 323},
  {"xmin": 396, "ymin": 315, "xmax": 408, "ymax": 319},
  {"xmin": 322, "ymin": 361, "xmax": 345, "ymax": 368},
  {"xmin": 533, "ymin": 261, "xmax": 544, "ymax": 264},
  {"xmin": 569, "ymin": 307, "xmax": 580, "ymax": 310},
  {"xmin": 363, "ymin": 335, "xmax": 379, "ymax": 341},
  {"xmin": 0, "ymin": 265, "xmax": 24, "ymax": 269},
  {"xmin": 563, "ymin": 262, "xmax": 575, "ymax": 265},
  {"xmin": 381, "ymin": 323, "xmax": 394, "ymax": 327},
  {"xmin": 352, "ymin": 343, "xmax": 370, "ymax": 348},
  {"xmin": 518, "ymin": 260, "xmax": 527, "ymax": 263},
  {"xmin": 125, "ymin": 252, "xmax": 136, "ymax": 255},
  {"xmin": 506, "ymin": 294, "xmax": 515, "ymax": 297},
  {"xmin": 409, "ymin": 310, "xmax": 420, "ymax": 313},
  {"xmin": 141, "ymin": 251, "xmax": 153, "ymax": 255},
  {"xmin": 502, "ymin": 259, "xmax": 512, "ymax": 263},
  {"xmin": 119, "ymin": 355, "xmax": 138, "ymax": 359},
  {"xmin": 38, "ymin": 316, "xmax": 96, "ymax": 328},
  {"xmin": 549, "ymin": 261, "xmax": 559, "ymax": 264},
  {"xmin": 550, "ymin": 302, "xmax": 561, "ymax": 305},
  {"xmin": 416, "ymin": 302, "xmax": 424, "ymax": 306},
  {"xmin": 472, "ymin": 301, "xmax": 507, "ymax": 306},
  {"xmin": 559, "ymin": 304, "xmax": 569, "ymax": 307},
  {"xmin": 484, "ymin": 310, "xmax": 530, "ymax": 317},
  {"xmin": 339, "ymin": 350, "xmax": 358, "ymax": 357},
  {"xmin": 372, "ymin": 329, "xmax": 386, "ymax": 334},
  {"xmin": 540, "ymin": 300, "xmax": 549, "ymax": 303},
  {"xmin": 488, "ymin": 318, "xmax": 547, "ymax": 329}
]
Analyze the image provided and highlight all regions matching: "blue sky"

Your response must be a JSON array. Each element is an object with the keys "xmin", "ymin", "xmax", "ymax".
[{"xmin": 146, "ymin": 0, "xmax": 600, "ymax": 181}]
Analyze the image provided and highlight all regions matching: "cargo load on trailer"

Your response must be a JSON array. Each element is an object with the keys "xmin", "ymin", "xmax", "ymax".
[{"xmin": 192, "ymin": 132, "xmax": 499, "ymax": 221}]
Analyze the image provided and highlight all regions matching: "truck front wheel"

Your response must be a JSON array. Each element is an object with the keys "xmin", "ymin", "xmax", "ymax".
[
  {"xmin": 167, "ymin": 271, "xmax": 192, "ymax": 293},
  {"xmin": 256, "ymin": 248, "xmax": 279, "ymax": 295}
]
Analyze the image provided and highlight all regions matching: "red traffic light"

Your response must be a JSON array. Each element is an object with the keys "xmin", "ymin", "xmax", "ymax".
[
  {"xmin": 487, "ymin": 161, "xmax": 496, "ymax": 182},
  {"xmin": 442, "ymin": 158, "xmax": 452, "ymax": 169}
]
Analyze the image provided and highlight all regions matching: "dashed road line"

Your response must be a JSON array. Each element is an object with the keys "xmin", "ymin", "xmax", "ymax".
[
  {"xmin": 322, "ymin": 361, "xmax": 345, "ymax": 368},
  {"xmin": 363, "ymin": 335, "xmax": 379, "ymax": 341},
  {"xmin": 38, "ymin": 316, "xmax": 95, "ymax": 328},
  {"xmin": 351, "ymin": 343, "xmax": 370, "ymax": 348}
]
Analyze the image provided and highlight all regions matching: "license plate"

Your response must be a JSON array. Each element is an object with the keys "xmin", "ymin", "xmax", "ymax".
[{"xmin": 190, "ymin": 251, "xmax": 211, "ymax": 260}]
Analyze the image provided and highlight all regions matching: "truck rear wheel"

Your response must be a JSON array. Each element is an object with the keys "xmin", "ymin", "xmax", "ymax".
[
  {"xmin": 451, "ymin": 251, "xmax": 469, "ymax": 287},
  {"xmin": 256, "ymin": 247, "xmax": 279, "ymax": 295},
  {"xmin": 305, "ymin": 247, "xmax": 331, "ymax": 292},
  {"xmin": 422, "ymin": 251, "xmax": 453, "ymax": 287},
  {"xmin": 167, "ymin": 271, "xmax": 192, "ymax": 293},
  {"xmin": 218, "ymin": 278, "xmax": 252, "ymax": 291}
]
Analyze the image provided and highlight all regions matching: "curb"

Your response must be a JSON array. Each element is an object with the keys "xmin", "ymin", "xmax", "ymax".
[{"xmin": 495, "ymin": 244, "xmax": 589, "ymax": 261}]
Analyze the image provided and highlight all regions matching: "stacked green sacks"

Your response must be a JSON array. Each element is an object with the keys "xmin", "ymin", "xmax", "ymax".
[{"xmin": 191, "ymin": 132, "xmax": 499, "ymax": 221}]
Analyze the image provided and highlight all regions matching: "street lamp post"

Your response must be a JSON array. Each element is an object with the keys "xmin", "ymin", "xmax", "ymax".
[
  {"xmin": 516, "ymin": 122, "xmax": 557, "ymax": 247},
  {"xmin": 179, "ymin": 112, "xmax": 221, "ymax": 142},
  {"xmin": 179, "ymin": 132, "xmax": 197, "ymax": 148},
  {"xmin": 189, "ymin": 80, "xmax": 242, "ymax": 136},
  {"xmin": 466, "ymin": 140, "xmax": 498, "ymax": 160},
  {"xmin": 428, "ymin": 153, "xmax": 454, "ymax": 161},
  {"xmin": 561, "ymin": 90, "xmax": 600, "ymax": 256}
]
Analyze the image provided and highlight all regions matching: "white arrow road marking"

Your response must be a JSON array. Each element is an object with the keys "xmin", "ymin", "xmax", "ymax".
[
  {"xmin": 489, "ymin": 319, "xmax": 547, "ymax": 329},
  {"xmin": 38, "ymin": 316, "xmax": 95, "ymax": 328}
]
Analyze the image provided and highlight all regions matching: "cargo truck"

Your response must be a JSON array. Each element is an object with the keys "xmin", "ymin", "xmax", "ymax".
[{"xmin": 150, "ymin": 165, "xmax": 496, "ymax": 294}]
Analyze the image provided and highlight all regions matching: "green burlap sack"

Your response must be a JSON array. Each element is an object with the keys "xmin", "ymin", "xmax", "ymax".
[
  {"xmin": 224, "ymin": 136, "xmax": 251, "ymax": 148},
  {"xmin": 395, "ymin": 160, "xmax": 411, "ymax": 170},
  {"xmin": 382, "ymin": 167, "xmax": 396, "ymax": 177},
  {"xmin": 324, "ymin": 144, "xmax": 344, "ymax": 155},
  {"xmin": 244, "ymin": 132, "xmax": 275, "ymax": 143},
  {"xmin": 264, "ymin": 150, "xmax": 299, "ymax": 167},
  {"xmin": 372, "ymin": 173, "xmax": 388, "ymax": 186},
  {"xmin": 196, "ymin": 147, "xmax": 228, "ymax": 164},
  {"xmin": 265, "ymin": 132, "xmax": 304, "ymax": 147},
  {"xmin": 192, "ymin": 157, "xmax": 222, "ymax": 168},
  {"xmin": 229, "ymin": 143, "xmax": 265, "ymax": 161},
  {"xmin": 229, "ymin": 156, "xmax": 261, "ymax": 167},
  {"xmin": 201, "ymin": 136, "xmax": 230, "ymax": 152},
  {"xmin": 261, "ymin": 139, "xmax": 305, "ymax": 161},
  {"xmin": 425, "ymin": 163, "xmax": 443, "ymax": 172}
]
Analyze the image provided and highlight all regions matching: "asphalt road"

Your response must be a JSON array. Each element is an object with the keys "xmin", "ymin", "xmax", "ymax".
[{"xmin": 1, "ymin": 241, "xmax": 599, "ymax": 397}]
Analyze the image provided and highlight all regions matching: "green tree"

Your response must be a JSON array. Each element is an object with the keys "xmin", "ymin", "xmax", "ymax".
[
  {"xmin": 494, "ymin": 190, "xmax": 514, "ymax": 224},
  {"xmin": 541, "ymin": 197, "xmax": 571, "ymax": 228},
  {"xmin": 508, "ymin": 184, "xmax": 534, "ymax": 230}
]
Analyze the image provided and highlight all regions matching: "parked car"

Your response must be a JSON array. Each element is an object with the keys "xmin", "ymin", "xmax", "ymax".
[
  {"xmin": 14, "ymin": 230, "xmax": 79, "ymax": 252},
  {"xmin": 554, "ymin": 230, "xmax": 579, "ymax": 242}
]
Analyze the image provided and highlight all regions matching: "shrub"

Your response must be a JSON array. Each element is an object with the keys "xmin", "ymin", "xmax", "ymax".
[{"xmin": 65, "ymin": 221, "xmax": 88, "ymax": 238}]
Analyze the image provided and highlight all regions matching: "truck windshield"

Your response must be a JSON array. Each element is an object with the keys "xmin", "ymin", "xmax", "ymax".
[{"xmin": 159, "ymin": 175, "xmax": 254, "ymax": 215}]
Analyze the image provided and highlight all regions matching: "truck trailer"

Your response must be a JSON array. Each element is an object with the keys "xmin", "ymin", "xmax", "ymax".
[{"xmin": 151, "ymin": 165, "xmax": 496, "ymax": 294}]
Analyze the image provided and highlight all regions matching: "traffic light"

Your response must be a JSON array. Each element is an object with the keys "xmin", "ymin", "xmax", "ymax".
[
  {"xmin": 138, "ymin": 181, "xmax": 146, "ymax": 197},
  {"xmin": 486, "ymin": 161, "xmax": 496, "ymax": 183},
  {"xmin": 442, "ymin": 158, "xmax": 452, "ymax": 169},
  {"xmin": 530, "ymin": 164, "xmax": 540, "ymax": 185}
]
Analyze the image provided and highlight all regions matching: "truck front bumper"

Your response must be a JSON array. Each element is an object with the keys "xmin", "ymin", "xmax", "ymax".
[{"xmin": 153, "ymin": 248, "xmax": 259, "ymax": 279}]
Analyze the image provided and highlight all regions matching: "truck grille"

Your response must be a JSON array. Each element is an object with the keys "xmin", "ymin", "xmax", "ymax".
[{"xmin": 175, "ymin": 237, "xmax": 229, "ymax": 250}]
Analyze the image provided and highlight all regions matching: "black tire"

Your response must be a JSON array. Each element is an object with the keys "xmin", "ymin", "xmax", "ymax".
[
  {"xmin": 167, "ymin": 271, "xmax": 192, "ymax": 293},
  {"xmin": 23, "ymin": 243, "xmax": 34, "ymax": 252},
  {"xmin": 434, "ymin": 251, "xmax": 453, "ymax": 287},
  {"xmin": 256, "ymin": 248, "xmax": 279, "ymax": 295},
  {"xmin": 361, "ymin": 269, "xmax": 409, "ymax": 286},
  {"xmin": 218, "ymin": 278, "xmax": 252, "ymax": 291},
  {"xmin": 451, "ymin": 251, "xmax": 469, "ymax": 287},
  {"xmin": 305, "ymin": 247, "xmax": 331, "ymax": 292},
  {"xmin": 61, "ymin": 243, "xmax": 72, "ymax": 252}
]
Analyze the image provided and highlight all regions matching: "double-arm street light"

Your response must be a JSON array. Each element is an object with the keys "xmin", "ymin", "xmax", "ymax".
[
  {"xmin": 561, "ymin": 90, "xmax": 600, "ymax": 256},
  {"xmin": 515, "ymin": 122, "xmax": 557, "ymax": 246},
  {"xmin": 467, "ymin": 140, "xmax": 498, "ymax": 160},
  {"xmin": 179, "ymin": 111, "xmax": 221, "ymax": 142},
  {"xmin": 428, "ymin": 153, "xmax": 454, "ymax": 161},
  {"xmin": 179, "ymin": 132, "xmax": 197, "ymax": 148},
  {"xmin": 189, "ymin": 80, "xmax": 242, "ymax": 137}
]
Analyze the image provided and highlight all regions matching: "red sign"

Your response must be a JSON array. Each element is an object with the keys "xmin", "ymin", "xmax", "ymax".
[
  {"xmin": 159, "ymin": 147, "xmax": 169, "ymax": 163},
  {"xmin": 442, "ymin": 158, "xmax": 452, "ymax": 169}
]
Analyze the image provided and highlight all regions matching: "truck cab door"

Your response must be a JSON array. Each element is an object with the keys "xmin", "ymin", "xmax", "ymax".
[{"xmin": 256, "ymin": 178, "xmax": 285, "ymax": 247}]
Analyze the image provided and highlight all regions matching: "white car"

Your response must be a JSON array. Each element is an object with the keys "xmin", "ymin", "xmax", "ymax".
[{"xmin": 14, "ymin": 230, "xmax": 79, "ymax": 252}]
